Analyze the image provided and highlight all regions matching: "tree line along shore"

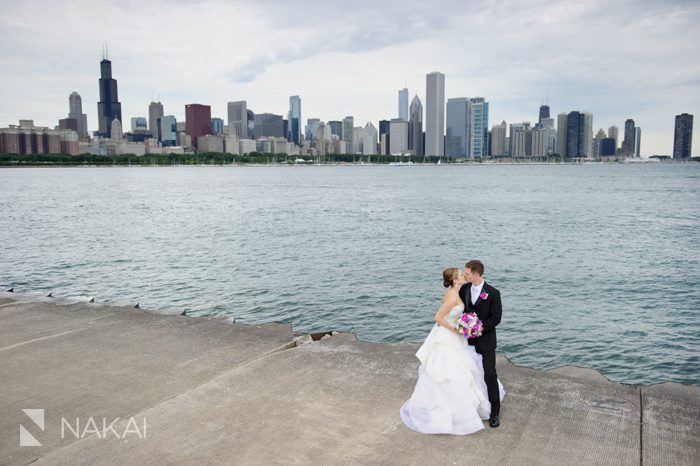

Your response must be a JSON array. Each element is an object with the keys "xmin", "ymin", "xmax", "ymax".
[{"xmin": 0, "ymin": 152, "xmax": 693, "ymax": 166}]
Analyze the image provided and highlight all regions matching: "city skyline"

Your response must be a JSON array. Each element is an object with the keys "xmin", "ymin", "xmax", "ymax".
[{"xmin": 0, "ymin": 0, "xmax": 698, "ymax": 156}]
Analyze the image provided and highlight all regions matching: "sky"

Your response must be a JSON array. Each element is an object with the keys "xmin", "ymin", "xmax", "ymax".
[{"xmin": 0, "ymin": 0, "xmax": 698, "ymax": 156}]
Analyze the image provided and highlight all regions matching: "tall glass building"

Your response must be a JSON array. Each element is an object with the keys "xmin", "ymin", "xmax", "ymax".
[
  {"xmin": 288, "ymin": 95, "xmax": 301, "ymax": 145},
  {"xmin": 305, "ymin": 118, "xmax": 320, "ymax": 141},
  {"xmin": 446, "ymin": 97, "xmax": 489, "ymax": 158},
  {"xmin": 446, "ymin": 98, "xmax": 468, "ymax": 157},
  {"xmin": 159, "ymin": 115, "xmax": 177, "ymax": 147},
  {"xmin": 469, "ymin": 98, "xmax": 489, "ymax": 158},
  {"xmin": 211, "ymin": 118, "xmax": 224, "ymax": 135}
]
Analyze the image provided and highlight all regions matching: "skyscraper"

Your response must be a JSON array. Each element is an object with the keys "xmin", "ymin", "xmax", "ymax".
[
  {"xmin": 185, "ymin": 104, "xmax": 212, "ymax": 149},
  {"xmin": 409, "ymin": 95, "xmax": 423, "ymax": 156},
  {"xmin": 673, "ymin": 113, "xmax": 693, "ymax": 158},
  {"xmin": 540, "ymin": 117, "xmax": 557, "ymax": 155},
  {"xmin": 362, "ymin": 122, "xmax": 378, "ymax": 156},
  {"xmin": 68, "ymin": 92, "xmax": 88, "ymax": 138},
  {"xmin": 601, "ymin": 138, "xmax": 617, "ymax": 157},
  {"xmin": 490, "ymin": 121, "xmax": 507, "ymax": 157},
  {"xmin": 538, "ymin": 104, "xmax": 550, "ymax": 125},
  {"xmin": 353, "ymin": 126, "xmax": 364, "ymax": 154},
  {"xmin": 509, "ymin": 122, "xmax": 531, "ymax": 157},
  {"xmin": 566, "ymin": 111, "xmax": 585, "ymax": 157},
  {"xmin": 583, "ymin": 112, "xmax": 593, "ymax": 158},
  {"xmin": 211, "ymin": 118, "xmax": 224, "ymax": 135},
  {"xmin": 634, "ymin": 127, "xmax": 641, "ymax": 157},
  {"xmin": 398, "ymin": 88, "xmax": 408, "ymax": 121},
  {"xmin": 342, "ymin": 116, "xmax": 354, "ymax": 154},
  {"xmin": 313, "ymin": 122, "xmax": 326, "ymax": 156},
  {"xmin": 247, "ymin": 110, "xmax": 255, "ymax": 139},
  {"xmin": 288, "ymin": 95, "xmax": 301, "ymax": 145},
  {"xmin": 148, "ymin": 101, "xmax": 164, "ymax": 140},
  {"xmin": 305, "ymin": 118, "xmax": 321, "ymax": 141},
  {"xmin": 227, "ymin": 101, "xmax": 248, "ymax": 138},
  {"xmin": 446, "ymin": 98, "xmax": 468, "ymax": 157},
  {"xmin": 425, "ymin": 72, "xmax": 445, "ymax": 156},
  {"xmin": 96, "ymin": 58, "xmax": 122, "ymax": 138},
  {"xmin": 593, "ymin": 129, "xmax": 606, "ymax": 158},
  {"xmin": 621, "ymin": 119, "xmax": 636, "ymax": 156},
  {"xmin": 328, "ymin": 121, "xmax": 342, "ymax": 138},
  {"xmin": 159, "ymin": 115, "xmax": 177, "ymax": 147},
  {"xmin": 389, "ymin": 119, "xmax": 408, "ymax": 154},
  {"xmin": 469, "ymin": 97, "xmax": 489, "ymax": 158},
  {"xmin": 556, "ymin": 113, "xmax": 568, "ymax": 156},
  {"xmin": 608, "ymin": 126, "xmax": 619, "ymax": 150},
  {"xmin": 556, "ymin": 111, "xmax": 592, "ymax": 157},
  {"xmin": 446, "ymin": 97, "xmax": 489, "ymax": 158},
  {"xmin": 253, "ymin": 113, "xmax": 285, "ymax": 138},
  {"xmin": 379, "ymin": 120, "xmax": 390, "ymax": 155}
]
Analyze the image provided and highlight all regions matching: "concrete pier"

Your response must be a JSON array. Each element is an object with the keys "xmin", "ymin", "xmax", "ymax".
[{"xmin": 0, "ymin": 296, "xmax": 698, "ymax": 465}]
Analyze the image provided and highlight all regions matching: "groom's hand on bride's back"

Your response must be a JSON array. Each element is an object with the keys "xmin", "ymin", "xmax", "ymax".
[{"xmin": 483, "ymin": 288, "xmax": 502, "ymax": 331}]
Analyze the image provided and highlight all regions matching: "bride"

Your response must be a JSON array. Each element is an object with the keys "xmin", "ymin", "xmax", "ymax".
[{"xmin": 400, "ymin": 267, "xmax": 505, "ymax": 435}]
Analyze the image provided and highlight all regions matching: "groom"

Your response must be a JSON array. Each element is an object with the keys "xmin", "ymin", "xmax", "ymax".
[{"xmin": 459, "ymin": 260, "xmax": 502, "ymax": 428}]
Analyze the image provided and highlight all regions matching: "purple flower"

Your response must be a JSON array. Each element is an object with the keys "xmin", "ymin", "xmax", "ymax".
[{"xmin": 455, "ymin": 312, "xmax": 484, "ymax": 339}]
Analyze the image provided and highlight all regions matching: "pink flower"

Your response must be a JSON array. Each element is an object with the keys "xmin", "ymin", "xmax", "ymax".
[
  {"xmin": 455, "ymin": 312, "xmax": 483, "ymax": 339},
  {"xmin": 480, "ymin": 292, "xmax": 488, "ymax": 300}
]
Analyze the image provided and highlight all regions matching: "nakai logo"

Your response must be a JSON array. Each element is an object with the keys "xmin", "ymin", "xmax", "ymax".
[{"xmin": 20, "ymin": 409, "xmax": 44, "ymax": 447}]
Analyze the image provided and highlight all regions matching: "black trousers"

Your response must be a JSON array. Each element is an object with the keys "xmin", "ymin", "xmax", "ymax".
[{"xmin": 476, "ymin": 347, "xmax": 500, "ymax": 416}]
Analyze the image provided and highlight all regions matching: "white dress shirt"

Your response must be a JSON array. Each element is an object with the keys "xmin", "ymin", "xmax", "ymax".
[{"xmin": 470, "ymin": 281, "xmax": 485, "ymax": 305}]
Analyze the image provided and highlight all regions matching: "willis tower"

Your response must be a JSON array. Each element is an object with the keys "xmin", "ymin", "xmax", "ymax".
[{"xmin": 97, "ymin": 52, "xmax": 122, "ymax": 138}]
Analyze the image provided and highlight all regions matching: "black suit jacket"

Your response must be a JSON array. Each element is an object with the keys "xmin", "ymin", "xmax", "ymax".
[{"xmin": 459, "ymin": 282, "xmax": 502, "ymax": 352}]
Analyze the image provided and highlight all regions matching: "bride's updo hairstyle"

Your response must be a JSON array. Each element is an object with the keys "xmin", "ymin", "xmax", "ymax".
[{"xmin": 442, "ymin": 267, "xmax": 459, "ymax": 288}]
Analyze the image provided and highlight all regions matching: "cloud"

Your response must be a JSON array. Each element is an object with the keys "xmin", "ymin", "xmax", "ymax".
[{"xmin": 227, "ymin": 0, "xmax": 453, "ymax": 82}]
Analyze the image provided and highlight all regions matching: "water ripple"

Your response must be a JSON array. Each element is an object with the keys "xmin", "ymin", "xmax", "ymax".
[{"xmin": 1, "ymin": 164, "xmax": 699, "ymax": 386}]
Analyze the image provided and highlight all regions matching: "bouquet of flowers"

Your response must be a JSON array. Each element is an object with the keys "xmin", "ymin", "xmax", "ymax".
[{"xmin": 456, "ymin": 312, "xmax": 483, "ymax": 339}]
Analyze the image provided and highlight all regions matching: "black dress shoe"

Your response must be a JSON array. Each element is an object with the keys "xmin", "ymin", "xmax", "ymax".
[{"xmin": 489, "ymin": 415, "xmax": 500, "ymax": 428}]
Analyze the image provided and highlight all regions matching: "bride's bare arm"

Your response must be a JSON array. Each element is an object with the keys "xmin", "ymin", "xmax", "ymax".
[{"xmin": 434, "ymin": 291, "xmax": 462, "ymax": 335}]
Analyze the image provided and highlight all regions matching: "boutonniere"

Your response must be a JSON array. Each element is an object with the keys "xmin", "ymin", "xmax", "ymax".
[{"xmin": 479, "ymin": 292, "xmax": 489, "ymax": 300}]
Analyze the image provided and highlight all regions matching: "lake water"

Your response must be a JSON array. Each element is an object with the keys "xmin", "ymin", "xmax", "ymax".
[{"xmin": 1, "ymin": 163, "xmax": 698, "ymax": 386}]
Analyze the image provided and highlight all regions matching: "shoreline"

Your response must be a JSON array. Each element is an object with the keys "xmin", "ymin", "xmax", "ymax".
[
  {"xmin": 2, "ymin": 289, "xmax": 698, "ymax": 390},
  {"xmin": 1, "ymin": 289, "xmax": 696, "ymax": 388},
  {"xmin": 1, "ymin": 158, "xmax": 696, "ymax": 168},
  {"xmin": 1, "ymin": 294, "xmax": 698, "ymax": 465}
]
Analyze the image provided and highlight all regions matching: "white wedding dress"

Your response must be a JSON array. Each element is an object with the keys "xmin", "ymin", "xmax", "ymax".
[{"xmin": 400, "ymin": 303, "xmax": 505, "ymax": 435}]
